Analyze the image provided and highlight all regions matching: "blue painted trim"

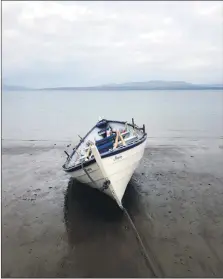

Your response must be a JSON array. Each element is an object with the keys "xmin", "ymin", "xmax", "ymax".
[
  {"xmin": 62, "ymin": 119, "xmax": 146, "ymax": 172},
  {"xmin": 96, "ymin": 133, "xmax": 116, "ymax": 146},
  {"xmin": 63, "ymin": 133, "xmax": 147, "ymax": 173}
]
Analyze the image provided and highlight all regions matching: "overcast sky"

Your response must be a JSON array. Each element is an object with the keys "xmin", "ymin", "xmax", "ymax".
[{"xmin": 2, "ymin": 1, "xmax": 223, "ymax": 87}]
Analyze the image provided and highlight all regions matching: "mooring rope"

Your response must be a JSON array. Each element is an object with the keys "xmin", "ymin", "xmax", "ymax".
[
  {"xmin": 123, "ymin": 207, "xmax": 163, "ymax": 278},
  {"xmin": 80, "ymin": 144, "xmax": 162, "ymax": 277}
]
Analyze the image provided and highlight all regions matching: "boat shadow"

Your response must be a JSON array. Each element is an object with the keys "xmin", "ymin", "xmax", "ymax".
[{"xmin": 63, "ymin": 177, "xmax": 140, "ymax": 247}]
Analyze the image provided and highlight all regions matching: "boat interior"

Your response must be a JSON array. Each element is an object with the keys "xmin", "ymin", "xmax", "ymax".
[{"xmin": 65, "ymin": 119, "xmax": 145, "ymax": 169}]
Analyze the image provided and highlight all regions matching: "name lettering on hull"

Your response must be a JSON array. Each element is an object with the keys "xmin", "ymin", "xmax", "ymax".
[{"xmin": 114, "ymin": 155, "xmax": 123, "ymax": 161}]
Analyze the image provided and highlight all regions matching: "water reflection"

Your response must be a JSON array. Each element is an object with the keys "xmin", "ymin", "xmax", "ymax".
[
  {"xmin": 63, "ymin": 177, "xmax": 140, "ymax": 247},
  {"xmin": 62, "ymin": 178, "xmax": 151, "ymax": 277},
  {"xmin": 64, "ymin": 178, "xmax": 121, "ymax": 246}
]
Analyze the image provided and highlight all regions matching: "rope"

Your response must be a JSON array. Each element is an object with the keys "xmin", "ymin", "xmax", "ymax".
[
  {"xmin": 80, "ymin": 144, "xmax": 161, "ymax": 277},
  {"xmin": 80, "ymin": 153, "xmax": 99, "ymax": 189},
  {"xmin": 123, "ymin": 207, "xmax": 163, "ymax": 278}
]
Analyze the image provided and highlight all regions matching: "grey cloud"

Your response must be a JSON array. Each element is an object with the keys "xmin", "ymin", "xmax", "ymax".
[{"xmin": 2, "ymin": 1, "xmax": 223, "ymax": 87}]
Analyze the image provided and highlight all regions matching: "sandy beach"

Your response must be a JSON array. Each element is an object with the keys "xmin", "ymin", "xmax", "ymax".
[{"xmin": 2, "ymin": 139, "xmax": 223, "ymax": 277}]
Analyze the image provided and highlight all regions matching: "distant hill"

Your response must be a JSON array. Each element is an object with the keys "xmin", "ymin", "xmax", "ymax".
[
  {"xmin": 2, "ymin": 84, "xmax": 31, "ymax": 91},
  {"xmin": 41, "ymin": 80, "xmax": 223, "ymax": 91},
  {"xmin": 3, "ymin": 81, "xmax": 223, "ymax": 91}
]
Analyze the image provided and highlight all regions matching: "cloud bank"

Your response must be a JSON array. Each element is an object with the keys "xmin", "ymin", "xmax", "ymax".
[{"xmin": 2, "ymin": 1, "xmax": 223, "ymax": 87}]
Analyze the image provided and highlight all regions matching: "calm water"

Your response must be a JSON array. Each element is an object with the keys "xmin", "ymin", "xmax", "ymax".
[{"xmin": 2, "ymin": 90, "xmax": 223, "ymax": 142}]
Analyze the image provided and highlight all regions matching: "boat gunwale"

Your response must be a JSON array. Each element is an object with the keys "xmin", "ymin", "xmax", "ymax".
[{"xmin": 62, "ymin": 119, "xmax": 147, "ymax": 173}]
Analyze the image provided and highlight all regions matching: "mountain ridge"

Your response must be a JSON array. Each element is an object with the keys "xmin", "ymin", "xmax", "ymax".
[{"xmin": 3, "ymin": 80, "xmax": 223, "ymax": 91}]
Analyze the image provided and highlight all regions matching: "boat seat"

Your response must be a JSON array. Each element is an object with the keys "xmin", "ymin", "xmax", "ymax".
[
  {"xmin": 96, "ymin": 134, "xmax": 116, "ymax": 146},
  {"xmin": 97, "ymin": 141, "xmax": 114, "ymax": 154},
  {"xmin": 96, "ymin": 134, "xmax": 116, "ymax": 153}
]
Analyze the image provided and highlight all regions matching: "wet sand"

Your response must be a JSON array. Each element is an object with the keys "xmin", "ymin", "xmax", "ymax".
[{"xmin": 2, "ymin": 139, "xmax": 223, "ymax": 277}]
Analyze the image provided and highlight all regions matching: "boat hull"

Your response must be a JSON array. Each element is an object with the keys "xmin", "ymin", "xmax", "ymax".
[{"xmin": 68, "ymin": 138, "xmax": 147, "ymax": 204}]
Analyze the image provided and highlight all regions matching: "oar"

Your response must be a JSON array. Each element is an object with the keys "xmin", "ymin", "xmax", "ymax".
[
  {"xmin": 113, "ymin": 130, "xmax": 119, "ymax": 149},
  {"xmin": 119, "ymin": 131, "xmax": 126, "ymax": 146}
]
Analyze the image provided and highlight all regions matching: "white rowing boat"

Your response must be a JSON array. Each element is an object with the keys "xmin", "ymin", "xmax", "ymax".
[{"xmin": 62, "ymin": 118, "xmax": 147, "ymax": 209}]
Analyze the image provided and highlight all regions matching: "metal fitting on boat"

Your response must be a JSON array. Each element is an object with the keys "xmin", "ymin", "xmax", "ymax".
[{"xmin": 100, "ymin": 179, "xmax": 111, "ymax": 191}]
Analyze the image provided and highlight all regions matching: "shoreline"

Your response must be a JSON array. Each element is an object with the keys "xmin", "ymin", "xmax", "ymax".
[{"xmin": 2, "ymin": 140, "xmax": 223, "ymax": 277}]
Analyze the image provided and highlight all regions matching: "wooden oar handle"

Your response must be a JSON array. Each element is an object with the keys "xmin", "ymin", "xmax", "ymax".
[
  {"xmin": 113, "ymin": 130, "xmax": 126, "ymax": 148},
  {"xmin": 119, "ymin": 132, "xmax": 126, "ymax": 146},
  {"xmin": 113, "ymin": 130, "xmax": 119, "ymax": 149}
]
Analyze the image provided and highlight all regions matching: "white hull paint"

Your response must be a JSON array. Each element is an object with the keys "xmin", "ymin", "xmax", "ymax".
[{"xmin": 69, "ymin": 139, "xmax": 147, "ymax": 206}]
